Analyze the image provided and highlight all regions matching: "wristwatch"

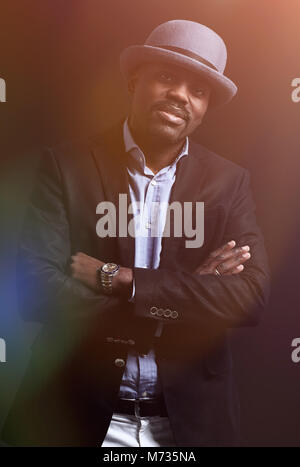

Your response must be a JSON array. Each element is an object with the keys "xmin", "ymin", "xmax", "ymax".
[{"xmin": 97, "ymin": 262, "xmax": 120, "ymax": 295}]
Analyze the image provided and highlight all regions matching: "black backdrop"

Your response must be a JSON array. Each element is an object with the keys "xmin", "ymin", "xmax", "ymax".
[{"xmin": 1, "ymin": 0, "xmax": 300, "ymax": 446}]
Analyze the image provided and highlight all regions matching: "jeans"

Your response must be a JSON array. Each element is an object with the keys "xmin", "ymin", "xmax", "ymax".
[{"xmin": 101, "ymin": 413, "xmax": 177, "ymax": 447}]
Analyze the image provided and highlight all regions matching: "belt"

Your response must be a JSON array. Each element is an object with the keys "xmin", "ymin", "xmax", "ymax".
[{"xmin": 115, "ymin": 397, "xmax": 168, "ymax": 417}]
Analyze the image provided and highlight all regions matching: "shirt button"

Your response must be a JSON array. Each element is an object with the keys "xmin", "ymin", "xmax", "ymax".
[
  {"xmin": 145, "ymin": 221, "xmax": 151, "ymax": 229},
  {"xmin": 114, "ymin": 358, "xmax": 125, "ymax": 368},
  {"xmin": 151, "ymin": 180, "xmax": 157, "ymax": 186},
  {"xmin": 142, "ymin": 391, "xmax": 148, "ymax": 397}
]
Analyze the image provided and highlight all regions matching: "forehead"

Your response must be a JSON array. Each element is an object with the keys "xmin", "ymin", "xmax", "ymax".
[{"xmin": 136, "ymin": 61, "xmax": 211, "ymax": 89}]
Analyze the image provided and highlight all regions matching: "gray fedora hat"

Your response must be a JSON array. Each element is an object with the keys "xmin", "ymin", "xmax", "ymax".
[{"xmin": 120, "ymin": 20, "xmax": 237, "ymax": 109}]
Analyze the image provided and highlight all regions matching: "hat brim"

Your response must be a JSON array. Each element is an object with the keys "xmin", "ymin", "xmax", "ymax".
[{"xmin": 120, "ymin": 45, "xmax": 237, "ymax": 109}]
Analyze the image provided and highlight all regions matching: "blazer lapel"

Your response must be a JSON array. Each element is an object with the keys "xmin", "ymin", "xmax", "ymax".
[
  {"xmin": 91, "ymin": 120, "xmax": 135, "ymax": 268},
  {"xmin": 91, "ymin": 124, "xmax": 209, "ymax": 270},
  {"xmin": 160, "ymin": 140, "xmax": 209, "ymax": 268}
]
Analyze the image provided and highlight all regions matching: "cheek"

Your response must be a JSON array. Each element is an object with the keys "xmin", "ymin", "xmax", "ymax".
[
  {"xmin": 133, "ymin": 88, "xmax": 152, "ymax": 113},
  {"xmin": 190, "ymin": 101, "xmax": 209, "ymax": 125},
  {"xmin": 134, "ymin": 84, "xmax": 164, "ymax": 115}
]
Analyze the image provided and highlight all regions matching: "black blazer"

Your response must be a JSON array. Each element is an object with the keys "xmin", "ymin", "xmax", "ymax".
[{"xmin": 2, "ymin": 120, "xmax": 270, "ymax": 446}]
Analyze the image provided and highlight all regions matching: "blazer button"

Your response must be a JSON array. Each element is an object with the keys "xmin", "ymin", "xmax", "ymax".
[
  {"xmin": 150, "ymin": 306, "xmax": 158, "ymax": 315},
  {"xmin": 114, "ymin": 358, "xmax": 125, "ymax": 368},
  {"xmin": 171, "ymin": 310, "xmax": 178, "ymax": 319},
  {"xmin": 157, "ymin": 308, "xmax": 164, "ymax": 317},
  {"xmin": 164, "ymin": 309, "xmax": 172, "ymax": 318}
]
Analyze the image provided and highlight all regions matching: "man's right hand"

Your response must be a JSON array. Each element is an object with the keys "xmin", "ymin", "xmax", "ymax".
[{"xmin": 194, "ymin": 240, "xmax": 251, "ymax": 276}]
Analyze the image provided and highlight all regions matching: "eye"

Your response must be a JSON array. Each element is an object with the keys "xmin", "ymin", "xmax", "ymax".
[
  {"xmin": 193, "ymin": 87, "xmax": 205, "ymax": 96},
  {"xmin": 158, "ymin": 71, "xmax": 173, "ymax": 82}
]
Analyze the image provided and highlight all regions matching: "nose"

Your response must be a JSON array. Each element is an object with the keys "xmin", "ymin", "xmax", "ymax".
[{"xmin": 166, "ymin": 81, "xmax": 189, "ymax": 104}]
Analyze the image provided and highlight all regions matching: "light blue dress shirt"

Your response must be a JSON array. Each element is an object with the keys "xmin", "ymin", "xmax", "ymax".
[{"xmin": 118, "ymin": 117, "xmax": 189, "ymax": 400}]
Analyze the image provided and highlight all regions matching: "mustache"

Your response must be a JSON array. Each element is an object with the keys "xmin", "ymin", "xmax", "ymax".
[{"xmin": 152, "ymin": 101, "xmax": 190, "ymax": 121}]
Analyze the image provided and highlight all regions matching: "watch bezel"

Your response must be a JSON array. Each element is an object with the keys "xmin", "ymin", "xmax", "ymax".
[{"xmin": 101, "ymin": 263, "xmax": 120, "ymax": 275}]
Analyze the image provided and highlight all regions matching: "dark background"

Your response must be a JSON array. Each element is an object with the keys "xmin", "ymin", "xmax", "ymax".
[{"xmin": 1, "ymin": 0, "xmax": 300, "ymax": 446}]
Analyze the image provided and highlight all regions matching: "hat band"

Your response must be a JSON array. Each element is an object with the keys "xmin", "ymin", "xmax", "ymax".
[{"xmin": 155, "ymin": 45, "xmax": 218, "ymax": 72}]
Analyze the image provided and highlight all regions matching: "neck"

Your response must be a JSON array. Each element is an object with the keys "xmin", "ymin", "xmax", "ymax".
[
  {"xmin": 128, "ymin": 121, "xmax": 186, "ymax": 174},
  {"xmin": 141, "ymin": 143, "xmax": 185, "ymax": 174}
]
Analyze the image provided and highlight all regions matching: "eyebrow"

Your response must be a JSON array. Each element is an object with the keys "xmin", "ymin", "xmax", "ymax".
[{"xmin": 155, "ymin": 66, "xmax": 210, "ymax": 89}]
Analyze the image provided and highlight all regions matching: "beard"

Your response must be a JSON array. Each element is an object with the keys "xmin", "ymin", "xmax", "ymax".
[
  {"xmin": 128, "ymin": 106, "xmax": 195, "ymax": 152},
  {"xmin": 143, "ymin": 112, "xmax": 189, "ymax": 147}
]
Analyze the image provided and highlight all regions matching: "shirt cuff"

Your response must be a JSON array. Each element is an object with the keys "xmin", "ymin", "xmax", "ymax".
[
  {"xmin": 128, "ymin": 277, "xmax": 136, "ymax": 303},
  {"xmin": 154, "ymin": 321, "xmax": 164, "ymax": 337}
]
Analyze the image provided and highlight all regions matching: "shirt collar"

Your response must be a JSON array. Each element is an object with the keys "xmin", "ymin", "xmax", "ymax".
[{"xmin": 123, "ymin": 117, "xmax": 189, "ymax": 175}]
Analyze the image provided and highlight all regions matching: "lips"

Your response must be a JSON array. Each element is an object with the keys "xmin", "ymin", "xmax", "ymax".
[
  {"xmin": 154, "ymin": 104, "xmax": 188, "ymax": 126},
  {"xmin": 157, "ymin": 110, "xmax": 185, "ymax": 125}
]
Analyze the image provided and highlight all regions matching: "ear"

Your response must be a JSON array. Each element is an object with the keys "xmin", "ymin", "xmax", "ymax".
[
  {"xmin": 127, "ymin": 68, "xmax": 140, "ymax": 94},
  {"xmin": 127, "ymin": 78, "xmax": 135, "ymax": 94},
  {"xmin": 128, "ymin": 76, "xmax": 137, "ymax": 94}
]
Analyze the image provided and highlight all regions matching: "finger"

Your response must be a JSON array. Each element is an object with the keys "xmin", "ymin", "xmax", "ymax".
[
  {"xmin": 222, "ymin": 264, "xmax": 244, "ymax": 275},
  {"xmin": 217, "ymin": 245, "xmax": 250, "ymax": 261},
  {"xmin": 73, "ymin": 251, "xmax": 86, "ymax": 259},
  {"xmin": 217, "ymin": 252, "xmax": 251, "ymax": 274},
  {"xmin": 208, "ymin": 245, "xmax": 250, "ymax": 269},
  {"xmin": 208, "ymin": 240, "xmax": 236, "ymax": 260},
  {"xmin": 71, "ymin": 253, "xmax": 81, "ymax": 262},
  {"xmin": 195, "ymin": 240, "xmax": 237, "ymax": 272}
]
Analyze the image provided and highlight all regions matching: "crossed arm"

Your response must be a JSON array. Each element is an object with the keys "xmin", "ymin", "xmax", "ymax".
[
  {"xmin": 71, "ymin": 170, "xmax": 270, "ymax": 329},
  {"xmin": 129, "ymin": 171, "xmax": 270, "ymax": 329},
  {"xmin": 17, "ymin": 148, "xmax": 270, "ymax": 330},
  {"xmin": 71, "ymin": 240, "xmax": 251, "ymax": 299}
]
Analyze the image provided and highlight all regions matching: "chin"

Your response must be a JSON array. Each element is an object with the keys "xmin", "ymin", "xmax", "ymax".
[{"xmin": 148, "ymin": 121, "xmax": 185, "ymax": 144}]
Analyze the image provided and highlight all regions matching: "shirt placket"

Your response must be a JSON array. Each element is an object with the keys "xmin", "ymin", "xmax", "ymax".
[{"xmin": 136, "ymin": 172, "xmax": 161, "ymax": 398}]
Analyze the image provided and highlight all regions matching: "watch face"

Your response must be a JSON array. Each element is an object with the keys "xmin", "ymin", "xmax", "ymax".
[{"xmin": 102, "ymin": 263, "xmax": 119, "ymax": 274}]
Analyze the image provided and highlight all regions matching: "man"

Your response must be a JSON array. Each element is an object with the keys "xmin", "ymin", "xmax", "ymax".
[{"xmin": 2, "ymin": 20, "xmax": 270, "ymax": 447}]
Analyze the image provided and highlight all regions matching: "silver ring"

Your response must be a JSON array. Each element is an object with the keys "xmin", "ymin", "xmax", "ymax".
[{"xmin": 214, "ymin": 267, "xmax": 221, "ymax": 276}]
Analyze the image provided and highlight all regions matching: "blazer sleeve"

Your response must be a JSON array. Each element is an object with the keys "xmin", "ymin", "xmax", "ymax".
[
  {"xmin": 16, "ymin": 148, "xmax": 122, "ymax": 325},
  {"xmin": 132, "ymin": 169, "xmax": 270, "ymax": 330}
]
